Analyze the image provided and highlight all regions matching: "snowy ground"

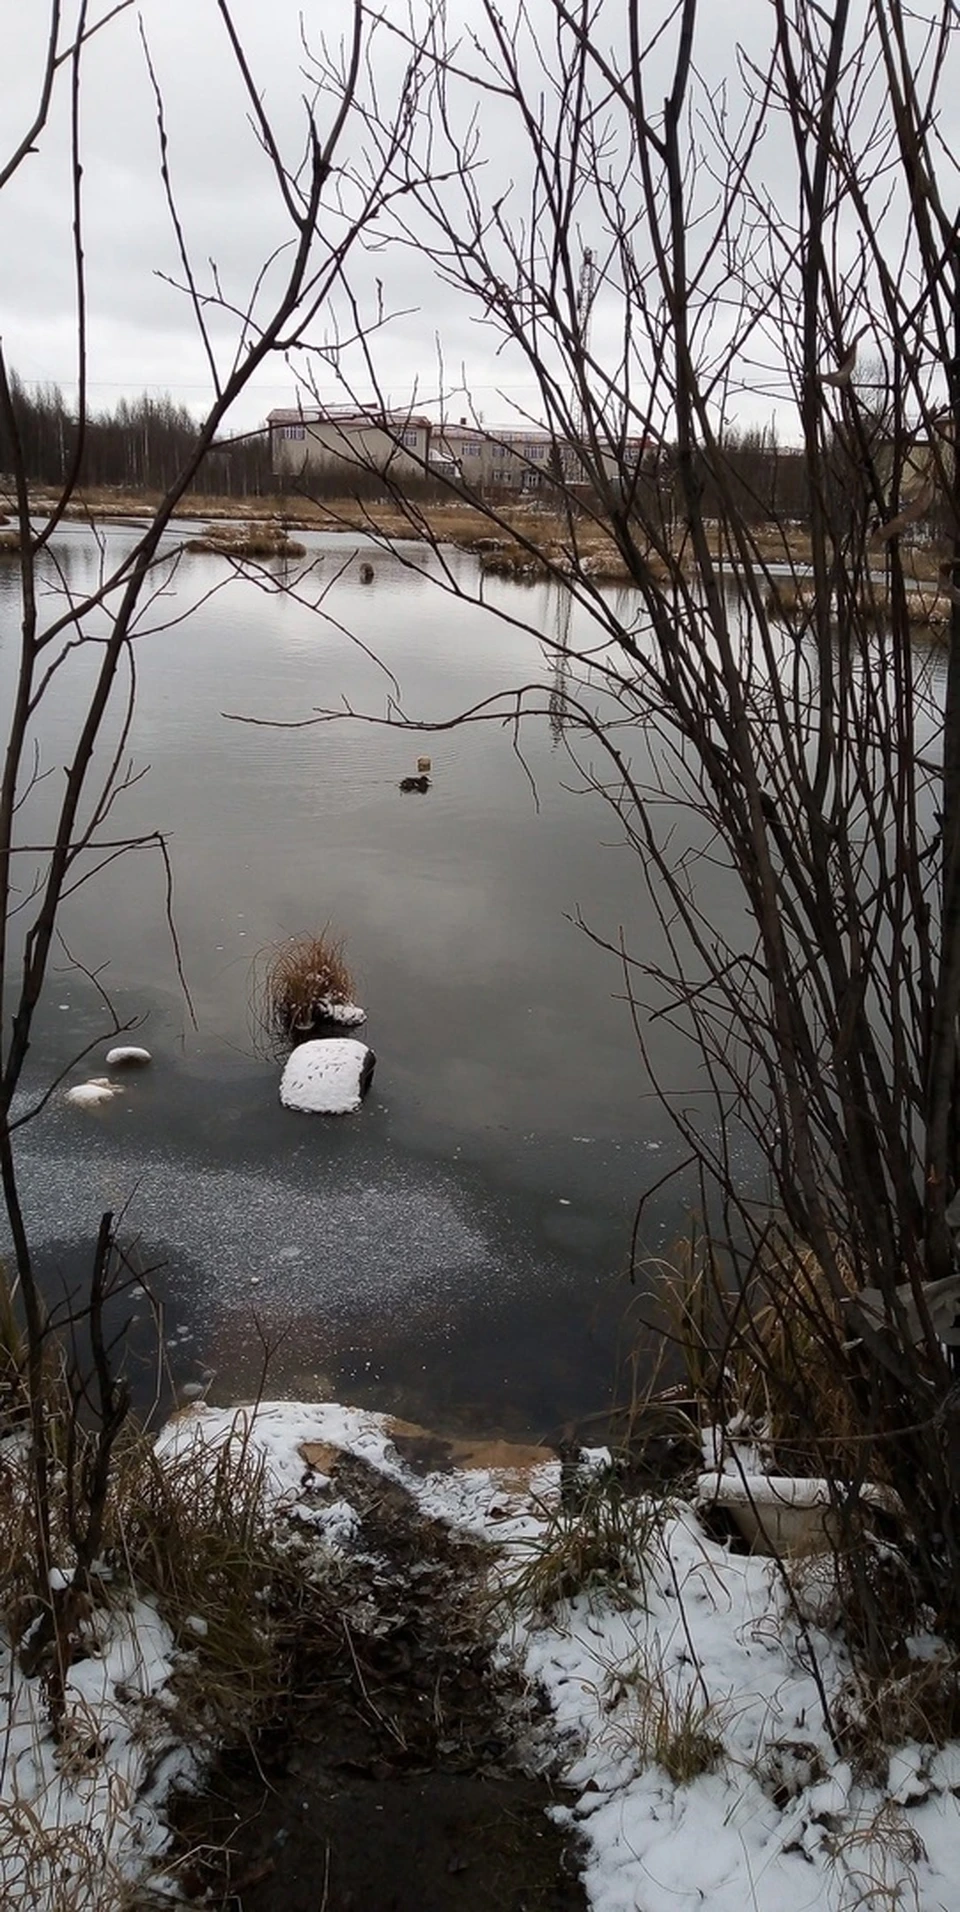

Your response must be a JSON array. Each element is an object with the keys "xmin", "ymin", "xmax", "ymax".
[{"xmin": 3, "ymin": 1400, "xmax": 960, "ymax": 1909}]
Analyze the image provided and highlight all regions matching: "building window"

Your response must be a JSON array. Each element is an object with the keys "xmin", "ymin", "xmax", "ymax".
[
  {"xmin": 281, "ymin": 424, "xmax": 305, "ymax": 440},
  {"xmin": 401, "ymin": 429, "xmax": 419, "ymax": 447}
]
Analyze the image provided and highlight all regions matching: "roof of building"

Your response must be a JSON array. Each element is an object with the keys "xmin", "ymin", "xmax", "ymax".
[{"xmin": 267, "ymin": 406, "xmax": 432, "ymax": 429}]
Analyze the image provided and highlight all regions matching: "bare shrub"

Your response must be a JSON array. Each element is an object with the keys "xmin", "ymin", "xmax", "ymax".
[{"xmin": 321, "ymin": 0, "xmax": 960, "ymax": 1648}]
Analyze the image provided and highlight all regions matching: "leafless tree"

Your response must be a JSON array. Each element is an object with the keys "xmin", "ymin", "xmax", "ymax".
[
  {"xmin": 0, "ymin": 0, "xmax": 432, "ymax": 1700},
  {"xmin": 291, "ymin": 0, "xmax": 960, "ymax": 1645}
]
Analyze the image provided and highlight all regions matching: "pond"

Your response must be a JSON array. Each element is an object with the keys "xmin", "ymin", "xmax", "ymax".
[{"xmin": 0, "ymin": 522, "xmax": 943, "ymax": 1437}]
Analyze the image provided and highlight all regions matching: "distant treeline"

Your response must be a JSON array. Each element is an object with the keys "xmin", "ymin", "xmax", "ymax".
[
  {"xmin": 690, "ymin": 427, "xmax": 811, "ymax": 523},
  {"xmin": 0, "ymin": 373, "xmax": 272, "ymax": 497}
]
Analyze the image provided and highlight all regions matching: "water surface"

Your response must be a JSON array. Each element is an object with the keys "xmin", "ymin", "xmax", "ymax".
[{"xmin": 2, "ymin": 521, "xmax": 896, "ymax": 1434}]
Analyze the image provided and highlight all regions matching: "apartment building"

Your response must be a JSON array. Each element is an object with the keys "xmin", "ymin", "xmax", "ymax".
[
  {"xmin": 268, "ymin": 407, "xmax": 432, "ymax": 482},
  {"xmin": 268, "ymin": 404, "xmax": 653, "ymax": 496}
]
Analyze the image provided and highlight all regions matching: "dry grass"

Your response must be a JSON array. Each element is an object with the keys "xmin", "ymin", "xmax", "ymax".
[
  {"xmin": 836, "ymin": 1652, "xmax": 960, "ymax": 1774},
  {"xmin": 824, "ymin": 1799, "xmax": 928, "ymax": 1912},
  {"xmin": 0, "ymin": 1260, "xmax": 26, "ymax": 1432},
  {"xmin": 654, "ymin": 1229, "xmax": 871, "ymax": 1481},
  {"xmin": 20, "ymin": 482, "xmax": 956, "ymax": 590},
  {"xmin": 186, "ymin": 522, "xmax": 306, "ymax": 559},
  {"xmin": 765, "ymin": 573, "xmax": 950, "ymax": 628},
  {"xmin": 0, "ymin": 1403, "xmax": 311, "ymax": 1909},
  {"xmin": 0, "ymin": 1440, "xmax": 35, "ymax": 1647},
  {"xmin": 108, "ymin": 1418, "xmax": 294, "ymax": 1734},
  {"xmin": 1, "ymin": 1395, "xmax": 307, "ymax": 1724},
  {"xmin": 252, "ymin": 929, "xmax": 355, "ymax": 1054},
  {"xmin": 0, "ymin": 1799, "xmax": 144, "ymax": 1912},
  {"xmin": 505, "ymin": 1460, "xmax": 662, "ymax": 1617},
  {"xmin": 610, "ymin": 1651, "xmax": 727, "ymax": 1784},
  {"xmin": 766, "ymin": 579, "xmax": 814, "ymax": 617}
]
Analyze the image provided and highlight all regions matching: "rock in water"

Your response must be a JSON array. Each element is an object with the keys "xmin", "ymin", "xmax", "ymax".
[
  {"xmin": 291, "ymin": 999, "xmax": 366, "ymax": 1036},
  {"xmin": 66, "ymin": 1078, "xmax": 124, "ymax": 1108},
  {"xmin": 279, "ymin": 1038, "xmax": 376, "ymax": 1115}
]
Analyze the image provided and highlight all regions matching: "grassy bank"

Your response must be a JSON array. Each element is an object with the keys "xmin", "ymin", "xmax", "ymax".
[{"xmin": 15, "ymin": 485, "xmax": 954, "ymax": 607}]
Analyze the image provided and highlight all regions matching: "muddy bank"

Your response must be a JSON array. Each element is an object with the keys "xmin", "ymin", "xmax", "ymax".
[{"xmin": 169, "ymin": 1446, "xmax": 586, "ymax": 1912}]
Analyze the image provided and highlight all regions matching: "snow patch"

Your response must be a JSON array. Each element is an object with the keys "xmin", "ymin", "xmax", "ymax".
[
  {"xmin": 8, "ymin": 1400, "xmax": 960, "ymax": 1911},
  {"xmin": 310, "ymin": 999, "xmax": 367, "ymax": 1028},
  {"xmin": 0, "ymin": 1597, "xmax": 195, "ymax": 1907}
]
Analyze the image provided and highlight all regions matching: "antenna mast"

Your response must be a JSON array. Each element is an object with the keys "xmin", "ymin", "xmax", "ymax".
[{"xmin": 574, "ymin": 248, "xmax": 596, "ymax": 441}]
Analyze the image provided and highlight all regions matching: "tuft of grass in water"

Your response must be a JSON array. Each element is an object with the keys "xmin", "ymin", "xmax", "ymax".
[
  {"xmin": 186, "ymin": 522, "xmax": 306, "ymax": 558},
  {"xmin": 506, "ymin": 1460, "xmax": 662, "ymax": 1616},
  {"xmin": 252, "ymin": 928, "xmax": 355, "ymax": 1054}
]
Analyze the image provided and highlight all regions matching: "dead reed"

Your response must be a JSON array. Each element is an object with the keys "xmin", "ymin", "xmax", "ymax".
[{"xmin": 251, "ymin": 930, "xmax": 355, "ymax": 1054}]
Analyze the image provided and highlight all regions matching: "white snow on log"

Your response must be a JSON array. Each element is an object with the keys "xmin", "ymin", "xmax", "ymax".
[
  {"xmin": 697, "ymin": 1470, "xmax": 903, "ymax": 1555},
  {"xmin": 698, "ymin": 1472, "xmax": 896, "ymax": 1510},
  {"xmin": 65, "ymin": 1077, "xmax": 124, "ymax": 1108},
  {"xmin": 279, "ymin": 1038, "xmax": 375, "ymax": 1115},
  {"xmin": 106, "ymin": 1044, "xmax": 152, "ymax": 1066}
]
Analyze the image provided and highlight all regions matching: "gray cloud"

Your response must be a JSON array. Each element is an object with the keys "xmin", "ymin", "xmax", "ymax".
[{"xmin": 2, "ymin": 2, "xmax": 952, "ymax": 442}]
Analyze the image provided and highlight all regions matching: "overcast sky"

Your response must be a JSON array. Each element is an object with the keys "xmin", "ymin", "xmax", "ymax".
[{"xmin": 0, "ymin": 2, "xmax": 955, "ymax": 443}]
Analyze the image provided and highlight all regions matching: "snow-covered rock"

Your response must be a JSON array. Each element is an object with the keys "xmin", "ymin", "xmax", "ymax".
[
  {"xmin": 291, "ymin": 999, "xmax": 366, "ymax": 1031},
  {"xmin": 106, "ymin": 1044, "xmax": 152, "ymax": 1066},
  {"xmin": 279, "ymin": 1038, "xmax": 376, "ymax": 1115},
  {"xmin": 65, "ymin": 1077, "xmax": 124, "ymax": 1108},
  {"xmin": 317, "ymin": 999, "xmax": 366, "ymax": 1027}
]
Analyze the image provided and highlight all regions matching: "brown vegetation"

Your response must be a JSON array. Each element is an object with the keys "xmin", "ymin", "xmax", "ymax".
[
  {"xmin": 253, "ymin": 930, "xmax": 355, "ymax": 1052},
  {"xmin": 766, "ymin": 574, "xmax": 951, "ymax": 630},
  {"xmin": 185, "ymin": 521, "xmax": 306, "ymax": 559},
  {"xmin": 24, "ymin": 483, "xmax": 950, "ymax": 597}
]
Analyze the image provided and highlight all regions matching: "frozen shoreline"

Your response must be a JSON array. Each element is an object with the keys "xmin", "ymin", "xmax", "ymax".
[{"xmin": 4, "ymin": 1397, "xmax": 960, "ymax": 1908}]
